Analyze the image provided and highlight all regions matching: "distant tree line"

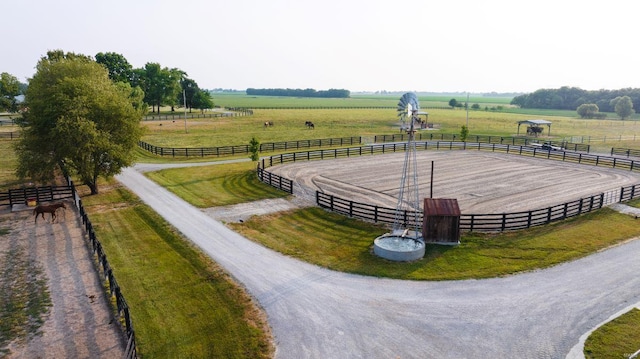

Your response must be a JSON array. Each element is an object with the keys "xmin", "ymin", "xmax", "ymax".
[
  {"xmin": 246, "ymin": 88, "xmax": 350, "ymax": 98},
  {"xmin": 510, "ymin": 86, "xmax": 640, "ymax": 113}
]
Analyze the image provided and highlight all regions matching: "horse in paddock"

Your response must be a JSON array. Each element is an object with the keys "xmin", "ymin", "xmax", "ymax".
[
  {"xmin": 33, "ymin": 202, "xmax": 67, "ymax": 223},
  {"xmin": 264, "ymin": 121, "xmax": 274, "ymax": 128},
  {"xmin": 305, "ymin": 121, "xmax": 315, "ymax": 129}
]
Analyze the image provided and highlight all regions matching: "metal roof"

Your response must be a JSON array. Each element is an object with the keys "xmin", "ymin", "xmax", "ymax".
[
  {"xmin": 518, "ymin": 119, "xmax": 552, "ymax": 125},
  {"xmin": 423, "ymin": 198, "xmax": 461, "ymax": 216}
]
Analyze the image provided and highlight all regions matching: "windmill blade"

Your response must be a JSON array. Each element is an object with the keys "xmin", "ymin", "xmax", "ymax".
[{"xmin": 397, "ymin": 92, "xmax": 420, "ymax": 118}]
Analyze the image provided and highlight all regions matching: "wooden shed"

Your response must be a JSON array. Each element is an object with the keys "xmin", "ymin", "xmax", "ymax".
[{"xmin": 422, "ymin": 198, "xmax": 461, "ymax": 244}]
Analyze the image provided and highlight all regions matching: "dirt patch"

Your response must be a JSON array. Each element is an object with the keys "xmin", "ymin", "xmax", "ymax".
[
  {"xmin": 0, "ymin": 201, "xmax": 125, "ymax": 358},
  {"xmin": 268, "ymin": 151, "xmax": 640, "ymax": 213}
]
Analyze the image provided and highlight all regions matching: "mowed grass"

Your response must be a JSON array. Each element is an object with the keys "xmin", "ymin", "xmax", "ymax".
[
  {"xmin": 144, "ymin": 161, "xmax": 289, "ymax": 207},
  {"xmin": 584, "ymin": 308, "xmax": 640, "ymax": 359},
  {"xmin": 229, "ymin": 206, "xmax": 640, "ymax": 280},
  {"xmin": 80, "ymin": 183, "xmax": 272, "ymax": 358},
  {"xmin": 140, "ymin": 107, "xmax": 640, "ymax": 152}
]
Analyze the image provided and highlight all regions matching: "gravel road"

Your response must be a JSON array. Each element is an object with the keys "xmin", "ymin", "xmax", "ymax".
[{"xmin": 116, "ymin": 165, "xmax": 640, "ymax": 359}]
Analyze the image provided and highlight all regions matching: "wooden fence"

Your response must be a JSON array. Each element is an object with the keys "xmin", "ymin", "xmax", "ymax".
[
  {"xmin": 68, "ymin": 178, "xmax": 138, "ymax": 358},
  {"xmin": 611, "ymin": 147, "xmax": 640, "ymax": 158},
  {"xmin": 374, "ymin": 133, "xmax": 591, "ymax": 152},
  {"xmin": 0, "ymin": 186, "xmax": 74, "ymax": 206},
  {"xmin": 138, "ymin": 136, "xmax": 361, "ymax": 158},
  {"xmin": 0, "ymin": 131, "xmax": 20, "ymax": 140},
  {"xmin": 257, "ymin": 166, "xmax": 293, "ymax": 194},
  {"xmin": 142, "ymin": 108, "xmax": 252, "ymax": 121},
  {"xmin": 262, "ymin": 142, "xmax": 640, "ymax": 174},
  {"xmin": 261, "ymin": 142, "xmax": 640, "ymax": 232},
  {"xmin": 317, "ymin": 185, "xmax": 638, "ymax": 232}
]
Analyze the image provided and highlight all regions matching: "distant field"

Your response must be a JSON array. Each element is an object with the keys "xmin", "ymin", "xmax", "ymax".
[{"xmin": 209, "ymin": 92, "xmax": 514, "ymax": 109}]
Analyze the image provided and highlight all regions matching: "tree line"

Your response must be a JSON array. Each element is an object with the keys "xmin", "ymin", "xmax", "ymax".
[
  {"xmin": 510, "ymin": 86, "xmax": 640, "ymax": 113},
  {"xmin": 1, "ymin": 51, "xmax": 214, "ymax": 115},
  {"xmin": 246, "ymin": 88, "xmax": 350, "ymax": 98}
]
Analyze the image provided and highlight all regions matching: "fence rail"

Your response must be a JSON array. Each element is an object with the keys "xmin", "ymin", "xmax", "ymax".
[
  {"xmin": 0, "ymin": 186, "xmax": 74, "ymax": 206},
  {"xmin": 68, "ymin": 177, "xmax": 138, "ymax": 359},
  {"xmin": 611, "ymin": 147, "xmax": 640, "ymax": 158},
  {"xmin": 257, "ymin": 166, "xmax": 293, "ymax": 194},
  {"xmin": 374, "ymin": 133, "xmax": 591, "ymax": 152},
  {"xmin": 138, "ymin": 136, "xmax": 362, "ymax": 158},
  {"xmin": 261, "ymin": 142, "xmax": 640, "ymax": 232},
  {"xmin": 0, "ymin": 131, "xmax": 20, "ymax": 140},
  {"xmin": 316, "ymin": 186, "xmax": 636, "ymax": 232},
  {"xmin": 142, "ymin": 109, "xmax": 252, "ymax": 121},
  {"xmin": 262, "ymin": 142, "xmax": 640, "ymax": 174}
]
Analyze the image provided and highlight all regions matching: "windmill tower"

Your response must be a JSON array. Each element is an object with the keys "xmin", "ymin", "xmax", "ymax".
[{"xmin": 392, "ymin": 92, "xmax": 423, "ymax": 240}]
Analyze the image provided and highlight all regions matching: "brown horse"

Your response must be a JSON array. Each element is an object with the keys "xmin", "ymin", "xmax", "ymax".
[{"xmin": 33, "ymin": 202, "xmax": 67, "ymax": 223}]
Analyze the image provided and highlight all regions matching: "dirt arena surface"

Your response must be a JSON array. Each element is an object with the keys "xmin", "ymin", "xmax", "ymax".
[
  {"xmin": 267, "ymin": 151, "xmax": 640, "ymax": 213},
  {"xmin": 0, "ymin": 202, "xmax": 125, "ymax": 358}
]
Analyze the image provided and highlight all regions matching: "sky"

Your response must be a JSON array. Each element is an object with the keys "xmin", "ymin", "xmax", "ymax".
[{"xmin": 3, "ymin": 0, "xmax": 640, "ymax": 94}]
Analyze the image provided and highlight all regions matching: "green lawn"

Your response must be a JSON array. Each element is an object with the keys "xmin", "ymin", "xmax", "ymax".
[
  {"xmin": 144, "ymin": 161, "xmax": 289, "ymax": 207},
  {"xmin": 584, "ymin": 308, "xmax": 640, "ymax": 359},
  {"xmin": 80, "ymin": 184, "xmax": 272, "ymax": 358}
]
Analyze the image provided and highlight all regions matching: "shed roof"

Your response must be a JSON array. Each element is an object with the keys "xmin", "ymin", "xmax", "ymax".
[
  {"xmin": 518, "ymin": 119, "xmax": 552, "ymax": 125},
  {"xmin": 424, "ymin": 198, "xmax": 461, "ymax": 216}
]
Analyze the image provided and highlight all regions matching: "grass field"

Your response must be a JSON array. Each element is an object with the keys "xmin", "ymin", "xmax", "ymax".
[{"xmin": 2, "ymin": 95, "xmax": 640, "ymax": 356}]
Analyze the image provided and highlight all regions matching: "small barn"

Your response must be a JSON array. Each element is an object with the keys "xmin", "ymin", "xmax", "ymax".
[
  {"xmin": 517, "ymin": 119, "xmax": 552, "ymax": 137},
  {"xmin": 422, "ymin": 198, "xmax": 461, "ymax": 244}
]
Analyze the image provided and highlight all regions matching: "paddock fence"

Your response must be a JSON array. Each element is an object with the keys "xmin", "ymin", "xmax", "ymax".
[
  {"xmin": 257, "ymin": 166, "xmax": 293, "ymax": 194},
  {"xmin": 0, "ymin": 131, "xmax": 20, "ymax": 140},
  {"xmin": 65, "ymin": 178, "xmax": 138, "ymax": 358},
  {"xmin": 611, "ymin": 147, "xmax": 640, "ymax": 158},
  {"xmin": 261, "ymin": 142, "xmax": 640, "ymax": 174},
  {"xmin": 138, "ymin": 136, "xmax": 362, "ymax": 158},
  {"xmin": 142, "ymin": 108, "xmax": 252, "ymax": 121},
  {"xmin": 374, "ymin": 133, "xmax": 591, "ymax": 152},
  {"xmin": 0, "ymin": 185, "xmax": 74, "ymax": 206},
  {"xmin": 259, "ymin": 142, "xmax": 640, "ymax": 232},
  {"xmin": 316, "ymin": 185, "xmax": 638, "ymax": 232}
]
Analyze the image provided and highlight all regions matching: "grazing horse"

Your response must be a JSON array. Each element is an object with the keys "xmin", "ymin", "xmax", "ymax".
[
  {"xmin": 305, "ymin": 121, "xmax": 315, "ymax": 129},
  {"xmin": 33, "ymin": 202, "xmax": 67, "ymax": 223},
  {"xmin": 264, "ymin": 121, "xmax": 274, "ymax": 128}
]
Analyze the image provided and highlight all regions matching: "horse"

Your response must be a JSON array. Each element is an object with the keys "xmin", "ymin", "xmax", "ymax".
[
  {"xmin": 305, "ymin": 121, "xmax": 315, "ymax": 129},
  {"xmin": 264, "ymin": 121, "xmax": 273, "ymax": 128},
  {"xmin": 33, "ymin": 202, "xmax": 67, "ymax": 223}
]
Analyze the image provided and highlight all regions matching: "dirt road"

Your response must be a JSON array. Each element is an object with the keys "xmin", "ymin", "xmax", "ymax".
[
  {"xmin": 116, "ymin": 166, "xmax": 640, "ymax": 359},
  {"xmin": 0, "ymin": 203, "xmax": 124, "ymax": 358}
]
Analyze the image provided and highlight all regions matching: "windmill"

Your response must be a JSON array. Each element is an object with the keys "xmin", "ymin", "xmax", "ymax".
[{"xmin": 392, "ymin": 92, "xmax": 423, "ymax": 239}]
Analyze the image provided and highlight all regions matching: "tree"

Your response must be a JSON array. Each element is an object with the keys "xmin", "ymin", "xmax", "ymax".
[
  {"xmin": 138, "ymin": 63, "xmax": 183, "ymax": 113},
  {"xmin": 95, "ymin": 52, "xmax": 134, "ymax": 84},
  {"xmin": 611, "ymin": 96, "xmax": 635, "ymax": 120},
  {"xmin": 14, "ymin": 50, "xmax": 145, "ymax": 194},
  {"xmin": 576, "ymin": 103, "xmax": 599, "ymax": 119},
  {"xmin": 192, "ymin": 90, "xmax": 214, "ymax": 113},
  {"xmin": 0, "ymin": 72, "xmax": 21, "ymax": 112},
  {"xmin": 249, "ymin": 137, "xmax": 260, "ymax": 161},
  {"xmin": 460, "ymin": 125, "xmax": 469, "ymax": 142},
  {"xmin": 448, "ymin": 98, "xmax": 457, "ymax": 108}
]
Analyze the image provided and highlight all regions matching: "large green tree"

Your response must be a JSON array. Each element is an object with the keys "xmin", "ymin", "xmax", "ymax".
[
  {"xmin": 95, "ymin": 52, "xmax": 134, "ymax": 85},
  {"xmin": 139, "ymin": 63, "xmax": 183, "ymax": 113},
  {"xmin": 576, "ymin": 103, "xmax": 599, "ymax": 119},
  {"xmin": 610, "ymin": 96, "xmax": 635, "ymax": 120},
  {"xmin": 14, "ymin": 50, "xmax": 145, "ymax": 194},
  {"xmin": 0, "ymin": 72, "xmax": 21, "ymax": 112}
]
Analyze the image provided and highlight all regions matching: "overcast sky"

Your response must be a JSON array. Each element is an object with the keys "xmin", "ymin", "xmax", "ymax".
[{"xmin": 3, "ymin": 0, "xmax": 639, "ymax": 93}]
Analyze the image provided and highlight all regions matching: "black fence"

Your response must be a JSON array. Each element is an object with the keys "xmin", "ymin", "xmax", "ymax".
[
  {"xmin": 611, "ymin": 147, "xmax": 640, "ymax": 158},
  {"xmin": 0, "ymin": 131, "xmax": 20, "ymax": 140},
  {"xmin": 374, "ymin": 133, "xmax": 591, "ymax": 152},
  {"xmin": 68, "ymin": 177, "xmax": 138, "ymax": 358},
  {"xmin": 138, "ymin": 136, "xmax": 362, "ymax": 158},
  {"xmin": 261, "ymin": 142, "xmax": 640, "ymax": 232},
  {"xmin": 262, "ymin": 142, "xmax": 640, "ymax": 174},
  {"xmin": 257, "ymin": 166, "xmax": 293, "ymax": 194},
  {"xmin": 0, "ymin": 186, "xmax": 74, "ymax": 206},
  {"xmin": 142, "ymin": 108, "xmax": 252, "ymax": 121},
  {"xmin": 317, "ymin": 185, "xmax": 638, "ymax": 232}
]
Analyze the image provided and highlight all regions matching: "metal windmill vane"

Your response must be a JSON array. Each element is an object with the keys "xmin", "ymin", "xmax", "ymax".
[{"xmin": 392, "ymin": 92, "xmax": 423, "ymax": 237}]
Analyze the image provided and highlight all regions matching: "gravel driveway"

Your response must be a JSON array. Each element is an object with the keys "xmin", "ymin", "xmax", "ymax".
[{"xmin": 116, "ymin": 165, "xmax": 640, "ymax": 359}]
